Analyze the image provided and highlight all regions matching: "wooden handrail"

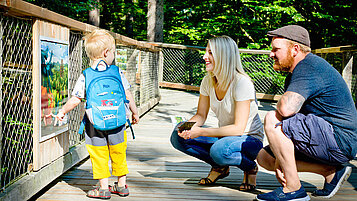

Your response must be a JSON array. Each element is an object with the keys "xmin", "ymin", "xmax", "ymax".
[
  {"xmin": 0, "ymin": 0, "xmax": 159, "ymax": 51},
  {"xmin": 312, "ymin": 45, "xmax": 357, "ymax": 54},
  {"xmin": 146, "ymin": 42, "xmax": 271, "ymax": 54}
]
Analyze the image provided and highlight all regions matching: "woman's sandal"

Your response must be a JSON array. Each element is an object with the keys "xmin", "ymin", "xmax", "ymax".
[
  {"xmin": 239, "ymin": 165, "xmax": 258, "ymax": 191},
  {"xmin": 198, "ymin": 166, "xmax": 230, "ymax": 185}
]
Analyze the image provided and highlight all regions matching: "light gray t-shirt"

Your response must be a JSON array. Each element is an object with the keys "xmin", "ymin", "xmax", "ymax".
[{"xmin": 200, "ymin": 74, "xmax": 264, "ymax": 142}]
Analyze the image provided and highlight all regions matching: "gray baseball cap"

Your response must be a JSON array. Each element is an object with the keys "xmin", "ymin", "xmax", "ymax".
[{"xmin": 267, "ymin": 25, "xmax": 310, "ymax": 47}]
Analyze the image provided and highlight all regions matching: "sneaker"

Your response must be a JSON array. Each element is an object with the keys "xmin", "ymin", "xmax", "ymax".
[
  {"xmin": 256, "ymin": 186, "xmax": 310, "ymax": 201},
  {"xmin": 109, "ymin": 182, "xmax": 129, "ymax": 197},
  {"xmin": 87, "ymin": 187, "xmax": 111, "ymax": 199},
  {"xmin": 312, "ymin": 166, "xmax": 352, "ymax": 198}
]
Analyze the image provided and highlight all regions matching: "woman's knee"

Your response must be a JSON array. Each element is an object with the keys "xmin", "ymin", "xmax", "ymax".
[
  {"xmin": 209, "ymin": 142, "xmax": 227, "ymax": 166},
  {"xmin": 170, "ymin": 130, "xmax": 181, "ymax": 150},
  {"xmin": 209, "ymin": 138, "xmax": 236, "ymax": 166}
]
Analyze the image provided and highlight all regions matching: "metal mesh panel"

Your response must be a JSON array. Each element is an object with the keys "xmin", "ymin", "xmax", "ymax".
[
  {"xmin": 139, "ymin": 50, "xmax": 160, "ymax": 105},
  {"xmin": 67, "ymin": 31, "xmax": 87, "ymax": 147},
  {"xmin": 162, "ymin": 47, "xmax": 285, "ymax": 95},
  {"xmin": 241, "ymin": 53, "xmax": 285, "ymax": 95},
  {"xmin": 1, "ymin": 15, "xmax": 33, "ymax": 190},
  {"xmin": 116, "ymin": 46, "xmax": 160, "ymax": 107},
  {"xmin": 162, "ymin": 48, "xmax": 206, "ymax": 86}
]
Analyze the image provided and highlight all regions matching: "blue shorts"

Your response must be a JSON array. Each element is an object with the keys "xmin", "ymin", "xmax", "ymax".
[{"xmin": 264, "ymin": 113, "xmax": 349, "ymax": 165}]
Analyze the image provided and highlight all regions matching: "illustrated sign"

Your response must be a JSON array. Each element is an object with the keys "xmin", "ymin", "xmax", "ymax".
[{"xmin": 40, "ymin": 36, "xmax": 69, "ymax": 141}]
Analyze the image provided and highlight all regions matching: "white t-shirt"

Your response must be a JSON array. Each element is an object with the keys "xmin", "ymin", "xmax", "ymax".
[
  {"xmin": 71, "ymin": 65, "xmax": 131, "ymax": 99},
  {"xmin": 200, "ymin": 74, "xmax": 264, "ymax": 142}
]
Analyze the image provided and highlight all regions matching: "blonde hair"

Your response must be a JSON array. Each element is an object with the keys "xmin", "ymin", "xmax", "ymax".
[
  {"xmin": 207, "ymin": 35, "xmax": 248, "ymax": 90},
  {"xmin": 83, "ymin": 29, "xmax": 115, "ymax": 60}
]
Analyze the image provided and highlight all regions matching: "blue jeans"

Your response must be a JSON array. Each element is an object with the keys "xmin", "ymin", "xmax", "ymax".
[{"xmin": 170, "ymin": 129, "xmax": 263, "ymax": 171}]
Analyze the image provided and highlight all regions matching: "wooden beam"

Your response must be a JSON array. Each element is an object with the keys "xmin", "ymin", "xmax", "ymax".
[
  {"xmin": 256, "ymin": 93, "xmax": 281, "ymax": 101},
  {"xmin": 159, "ymin": 82, "xmax": 200, "ymax": 91},
  {"xmin": 159, "ymin": 82, "xmax": 281, "ymax": 101},
  {"xmin": 0, "ymin": 0, "xmax": 158, "ymax": 51},
  {"xmin": 313, "ymin": 45, "xmax": 357, "ymax": 54},
  {"xmin": 0, "ymin": 0, "xmax": 93, "ymax": 32},
  {"xmin": 146, "ymin": 42, "xmax": 271, "ymax": 55}
]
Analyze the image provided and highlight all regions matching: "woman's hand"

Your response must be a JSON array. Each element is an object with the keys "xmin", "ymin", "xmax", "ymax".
[
  {"xmin": 178, "ymin": 130, "xmax": 191, "ymax": 139},
  {"xmin": 178, "ymin": 126, "xmax": 202, "ymax": 139}
]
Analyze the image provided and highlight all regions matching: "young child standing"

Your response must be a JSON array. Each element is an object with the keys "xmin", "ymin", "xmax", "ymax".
[{"xmin": 56, "ymin": 29, "xmax": 139, "ymax": 199}]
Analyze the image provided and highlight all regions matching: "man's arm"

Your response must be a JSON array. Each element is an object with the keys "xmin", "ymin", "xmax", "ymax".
[{"xmin": 277, "ymin": 91, "xmax": 305, "ymax": 117}]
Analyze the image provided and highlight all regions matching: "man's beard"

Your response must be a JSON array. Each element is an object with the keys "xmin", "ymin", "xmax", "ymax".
[{"xmin": 273, "ymin": 53, "xmax": 294, "ymax": 72}]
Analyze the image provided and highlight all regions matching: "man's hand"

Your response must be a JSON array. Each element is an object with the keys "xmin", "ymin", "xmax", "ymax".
[{"xmin": 275, "ymin": 160, "xmax": 286, "ymax": 187}]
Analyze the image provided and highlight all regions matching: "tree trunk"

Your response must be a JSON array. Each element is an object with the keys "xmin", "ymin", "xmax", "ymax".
[
  {"xmin": 125, "ymin": 0, "xmax": 134, "ymax": 38},
  {"xmin": 89, "ymin": 0, "xmax": 100, "ymax": 27},
  {"xmin": 147, "ymin": 0, "xmax": 163, "ymax": 42}
]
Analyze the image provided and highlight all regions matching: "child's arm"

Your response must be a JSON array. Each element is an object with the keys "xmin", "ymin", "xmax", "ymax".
[
  {"xmin": 125, "ymin": 89, "xmax": 139, "ymax": 124},
  {"xmin": 56, "ymin": 96, "xmax": 81, "ymax": 120}
]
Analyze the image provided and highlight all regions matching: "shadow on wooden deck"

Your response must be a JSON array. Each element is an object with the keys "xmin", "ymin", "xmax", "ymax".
[{"xmin": 32, "ymin": 89, "xmax": 357, "ymax": 201}]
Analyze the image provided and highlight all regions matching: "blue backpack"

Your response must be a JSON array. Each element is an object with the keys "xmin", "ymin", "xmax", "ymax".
[{"xmin": 78, "ymin": 61, "xmax": 135, "ymax": 138}]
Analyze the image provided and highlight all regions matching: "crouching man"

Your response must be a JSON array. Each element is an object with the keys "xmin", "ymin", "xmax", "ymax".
[{"xmin": 256, "ymin": 25, "xmax": 357, "ymax": 201}]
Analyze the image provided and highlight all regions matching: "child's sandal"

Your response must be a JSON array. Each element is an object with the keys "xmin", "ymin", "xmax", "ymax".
[
  {"xmin": 109, "ymin": 182, "xmax": 129, "ymax": 197},
  {"xmin": 198, "ymin": 166, "xmax": 230, "ymax": 185},
  {"xmin": 239, "ymin": 165, "xmax": 258, "ymax": 191},
  {"xmin": 87, "ymin": 187, "xmax": 111, "ymax": 199}
]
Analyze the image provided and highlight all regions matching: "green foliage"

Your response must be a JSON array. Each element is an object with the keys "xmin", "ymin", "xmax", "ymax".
[{"xmin": 24, "ymin": 0, "xmax": 356, "ymax": 48}]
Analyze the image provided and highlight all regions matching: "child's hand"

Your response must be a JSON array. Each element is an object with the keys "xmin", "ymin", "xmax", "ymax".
[
  {"xmin": 56, "ymin": 109, "xmax": 65, "ymax": 121},
  {"xmin": 132, "ymin": 113, "xmax": 139, "ymax": 124}
]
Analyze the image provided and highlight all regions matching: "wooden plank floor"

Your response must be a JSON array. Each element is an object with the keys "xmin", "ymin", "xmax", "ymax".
[{"xmin": 33, "ymin": 89, "xmax": 357, "ymax": 201}]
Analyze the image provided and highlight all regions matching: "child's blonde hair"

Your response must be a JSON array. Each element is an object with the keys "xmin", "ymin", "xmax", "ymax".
[
  {"xmin": 207, "ymin": 35, "xmax": 248, "ymax": 90},
  {"xmin": 83, "ymin": 29, "xmax": 115, "ymax": 60}
]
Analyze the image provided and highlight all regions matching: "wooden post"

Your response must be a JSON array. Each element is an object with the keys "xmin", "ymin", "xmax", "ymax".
[
  {"xmin": 342, "ymin": 54, "xmax": 353, "ymax": 92},
  {"xmin": 32, "ymin": 20, "xmax": 41, "ymax": 171},
  {"xmin": 32, "ymin": 20, "xmax": 70, "ymax": 171},
  {"xmin": 0, "ymin": 18, "xmax": 3, "ymax": 180},
  {"xmin": 158, "ymin": 50, "xmax": 163, "ymax": 83}
]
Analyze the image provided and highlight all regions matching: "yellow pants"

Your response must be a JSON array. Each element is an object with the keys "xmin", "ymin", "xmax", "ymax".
[{"xmin": 85, "ymin": 123, "xmax": 129, "ymax": 179}]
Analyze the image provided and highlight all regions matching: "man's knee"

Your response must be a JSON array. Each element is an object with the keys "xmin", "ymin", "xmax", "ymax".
[
  {"xmin": 257, "ymin": 149, "xmax": 275, "ymax": 171},
  {"xmin": 264, "ymin": 111, "xmax": 279, "ymax": 129},
  {"xmin": 264, "ymin": 111, "xmax": 279, "ymax": 134}
]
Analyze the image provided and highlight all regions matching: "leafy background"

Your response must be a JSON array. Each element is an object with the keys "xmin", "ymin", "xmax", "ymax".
[{"xmin": 25, "ymin": 0, "xmax": 356, "ymax": 49}]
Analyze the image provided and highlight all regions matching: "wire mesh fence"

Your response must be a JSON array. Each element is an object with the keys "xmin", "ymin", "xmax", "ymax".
[
  {"xmin": 162, "ymin": 47, "xmax": 285, "ymax": 95},
  {"xmin": 1, "ymin": 15, "xmax": 33, "ymax": 190},
  {"xmin": 314, "ymin": 52, "xmax": 357, "ymax": 103},
  {"xmin": 116, "ymin": 45, "xmax": 160, "ymax": 107},
  {"xmin": 67, "ymin": 31, "xmax": 88, "ymax": 147},
  {"xmin": 241, "ymin": 52, "xmax": 285, "ymax": 95}
]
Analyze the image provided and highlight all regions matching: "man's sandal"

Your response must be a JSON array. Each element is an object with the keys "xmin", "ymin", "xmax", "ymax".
[
  {"xmin": 198, "ymin": 166, "xmax": 230, "ymax": 185},
  {"xmin": 87, "ymin": 187, "xmax": 111, "ymax": 199},
  {"xmin": 239, "ymin": 165, "xmax": 258, "ymax": 191}
]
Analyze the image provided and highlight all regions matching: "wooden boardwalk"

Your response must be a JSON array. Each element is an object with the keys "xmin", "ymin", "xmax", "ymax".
[{"xmin": 32, "ymin": 89, "xmax": 357, "ymax": 201}]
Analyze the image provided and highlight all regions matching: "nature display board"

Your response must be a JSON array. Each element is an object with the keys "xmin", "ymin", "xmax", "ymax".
[{"xmin": 40, "ymin": 37, "xmax": 69, "ymax": 141}]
